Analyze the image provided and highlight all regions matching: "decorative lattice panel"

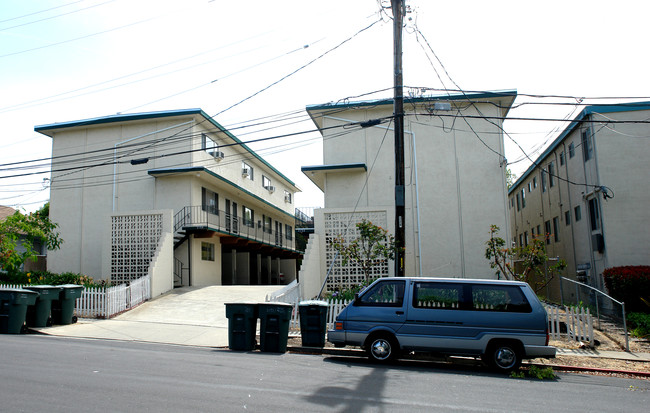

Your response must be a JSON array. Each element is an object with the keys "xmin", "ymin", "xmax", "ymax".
[
  {"xmin": 324, "ymin": 211, "xmax": 389, "ymax": 292},
  {"xmin": 110, "ymin": 214, "xmax": 163, "ymax": 284}
]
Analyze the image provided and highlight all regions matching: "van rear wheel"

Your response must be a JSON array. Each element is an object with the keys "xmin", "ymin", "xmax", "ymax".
[
  {"xmin": 366, "ymin": 334, "xmax": 399, "ymax": 362},
  {"xmin": 484, "ymin": 341, "xmax": 522, "ymax": 373}
]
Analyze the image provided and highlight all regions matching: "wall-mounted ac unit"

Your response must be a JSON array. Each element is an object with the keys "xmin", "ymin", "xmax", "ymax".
[
  {"xmin": 267, "ymin": 185, "xmax": 276, "ymax": 193},
  {"xmin": 211, "ymin": 150, "xmax": 224, "ymax": 161},
  {"xmin": 242, "ymin": 168, "xmax": 249, "ymax": 178}
]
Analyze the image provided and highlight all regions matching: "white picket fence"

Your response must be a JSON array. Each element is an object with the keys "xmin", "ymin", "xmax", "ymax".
[
  {"xmin": 2, "ymin": 274, "xmax": 151, "ymax": 320},
  {"xmin": 546, "ymin": 304, "xmax": 594, "ymax": 346}
]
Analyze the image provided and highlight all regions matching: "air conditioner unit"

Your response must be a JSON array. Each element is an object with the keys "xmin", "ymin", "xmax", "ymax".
[
  {"xmin": 242, "ymin": 168, "xmax": 249, "ymax": 178},
  {"xmin": 212, "ymin": 150, "xmax": 224, "ymax": 161},
  {"xmin": 267, "ymin": 185, "xmax": 276, "ymax": 193}
]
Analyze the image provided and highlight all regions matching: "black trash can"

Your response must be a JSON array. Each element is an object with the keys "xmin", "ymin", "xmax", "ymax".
[
  {"xmin": 24, "ymin": 285, "xmax": 62, "ymax": 327},
  {"xmin": 225, "ymin": 302, "xmax": 258, "ymax": 351},
  {"xmin": 0, "ymin": 288, "xmax": 39, "ymax": 334},
  {"xmin": 298, "ymin": 300, "xmax": 329, "ymax": 347},
  {"xmin": 52, "ymin": 284, "xmax": 83, "ymax": 325},
  {"xmin": 258, "ymin": 302, "xmax": 293, "ymax": 353}
]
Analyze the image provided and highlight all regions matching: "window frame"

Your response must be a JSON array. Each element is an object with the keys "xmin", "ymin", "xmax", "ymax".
[{"xmin": 201, "ymin": 242, "xmax": 215, "ymax": 261}]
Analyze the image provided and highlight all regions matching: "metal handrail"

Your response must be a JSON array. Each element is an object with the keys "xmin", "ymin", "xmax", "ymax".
[{"xmin": 560, "ymin": 276, "xmax": 628, "ymax": 351}]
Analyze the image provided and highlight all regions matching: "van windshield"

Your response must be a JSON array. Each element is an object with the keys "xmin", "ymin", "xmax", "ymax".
[{"xmin": 358, "ymin": 280, "xmax": 405, "ymax": 307}]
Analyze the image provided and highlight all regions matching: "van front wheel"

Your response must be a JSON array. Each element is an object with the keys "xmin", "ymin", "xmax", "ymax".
[
  {"xmin": 366, "ymin": 334, "xmax": 398, "ymax": 362},
  {"xmin": 484, "ymin": 341, "xmax": 522, "ymax": 373}
]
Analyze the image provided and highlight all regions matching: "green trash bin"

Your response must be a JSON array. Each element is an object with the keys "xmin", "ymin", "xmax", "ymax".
[
  {"xmin": 0, "ymin": 288, "xmax": 39, "ymax": 334},
  {"xmin": 225, "ymin": 303, "xmax": 258, "ymax": 351},
  {"xmin": 51, "ymin": 284, "xmax": 84, "ymax": 325},
  {"xmin": 258, "ymin": 302, "xmax": 293, "ymax": 353},
  {"xmin": 298, "ymin": 300, "xmax": 329, "ymax": 348},
  {"xmin": 24, "ymin": 285, "xmax": 62, "ymax": 327}
]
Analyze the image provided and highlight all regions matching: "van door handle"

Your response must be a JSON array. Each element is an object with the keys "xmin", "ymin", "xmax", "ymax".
[{"xmin": 396, "ymin": 311, "xmax": 404, "ymax": 315}]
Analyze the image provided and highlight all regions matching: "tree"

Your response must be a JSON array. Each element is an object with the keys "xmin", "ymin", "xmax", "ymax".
[
  {"xmin": 506, "ymin": 168, "xmax": 517, "ymax": 189},
  {"xmin": 0, "ymin": 203, "xmax": 63, "ymax": 275},
  {"xmin": 332, "ymin": 220, "xmax": 398, "ymax": 281},
  {"xmin": 484, "ymin": 225, "xmax": 566, "ymax": 294}
]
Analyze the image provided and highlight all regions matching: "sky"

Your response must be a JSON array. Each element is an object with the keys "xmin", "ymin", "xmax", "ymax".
[{"xmin": 1, "ymin": 0, "xmax": 649, "ymax": 212}]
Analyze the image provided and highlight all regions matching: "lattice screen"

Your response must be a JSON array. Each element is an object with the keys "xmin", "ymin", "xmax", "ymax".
[
  {"xmin": 324, "ymin": 211, "xmax": 389, "ymax": 291},
  {"xmin": 110, "ymin": 214, "xmax": 163, "ymax": 284}
]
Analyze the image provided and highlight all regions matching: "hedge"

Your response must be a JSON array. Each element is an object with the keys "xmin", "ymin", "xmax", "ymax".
[{"xmin": 603, "ymin": 266, "xmax": 650, "ymax": 313}]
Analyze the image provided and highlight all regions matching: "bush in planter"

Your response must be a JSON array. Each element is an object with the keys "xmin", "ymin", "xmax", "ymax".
[
  {"xmin": 603, "ymin": 266, "xmax": 650, "ymax": 312},
  {"xmin": 628, "ymin": 313, "xmax": 650, "ymax": 339}
]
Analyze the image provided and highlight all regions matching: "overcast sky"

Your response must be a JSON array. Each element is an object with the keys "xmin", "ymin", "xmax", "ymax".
[{"xmin": 1, "ymin": 0, "xmax": 648, "ymax": 212}]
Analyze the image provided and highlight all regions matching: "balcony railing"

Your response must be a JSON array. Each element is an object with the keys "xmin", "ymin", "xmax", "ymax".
[{"xmin": 174, "ymin": 206, "xmax": 297, "ymax": 251}]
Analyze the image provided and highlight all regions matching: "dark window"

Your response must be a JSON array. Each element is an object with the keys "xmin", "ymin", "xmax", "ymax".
[
  {"xmin": 582, "ymin": 128, "xmax": 593, "ymax": 161},
  {"xmin": 471, "ymin": 285, "xmax": 532, "ymax": 313},
  {"xmin": 574, "ymin": 205, "xmax": 582, "ymax": 222},
  {"xmin": 263, "ymin": 215, "xmax": 272, "ymax": 234},
  {"xmin": 548, "ymin": 161, "xmax": 555, "ymax": 187},
  {"xmin": 516, "ymin": 193, "xmax": 521, "ymax": 211},
  {"xmin": 519, "ymin": 233, "xmax": 524, "ymax": 247},
  {"xmin": 285, "ymin": 224, "xmax": 293, "ymax": 240},
  {"xmin": 413, "ymin": 282, "xmax": 462, "ymax": 309},
  {"xmin": 553, "ymin": 217, "xmax": 560, "ymax": 242},
  {"xmin": 544, "ymin": 221, "xmax": 551, "ymax": 245},
  {"xmin": 524, "ymin": 231, "xmax": 529, "ymax": 247},
  {"xmin": 589, "ymin": 198, "xmax": 601, "ymax": 231},
  {"xmin": 532, "ymin": 176, "xmax": 537, "ymax": 189},
  {"xmin": 541, "ymin": 170, "xmax": 547, "ymax": 192},
  {"xmin": 537, "ymin": 224, "xmax": 541, "ymax": 236},
  {"xmin": 520, "ymin": 188, "xmax": 526, "ymax": 208},
  {"xmin": 569, "ymin": 142, "xmax": 575, "ymax": 158},
  {"xmin": 565, "ymin": 210, "xmax": 571, "ymax": 226},
  {"xmin": 201, "ymin": 188, "xmax": 219, "ymax": 215},
  {"xmin": 559, "ymin": 151, "xmax": 565, "ymax": 166},
  {"xmin": 262, "ymin": 175, "xmax": 272, "ymax": 190},
  {"xmin": 201, "ymin": 242, "xmax": 215, "ymax": 261},
  {"xmin": 242, "ymin": 206, "xmax": 254, "ymax": 228},
  {"xmin": 242, "ymin": 161, "xmax": 254, "ymax": 180},
  {"xmin": 358, "ymin": 280, "xmax": 405, "ymax": 307}
]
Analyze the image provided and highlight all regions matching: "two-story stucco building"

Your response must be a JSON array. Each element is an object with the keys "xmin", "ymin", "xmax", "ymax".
[
  {"xmin": 299, "ymin": 91, "xmax": 516, "ymax": 299},
  {"xmin": 36, "ymin": 109, "xmax": 301, "ymax": 293},
  {"xmin": 508, "ymin": 102, "xmax": 650, "ymax": 303}
]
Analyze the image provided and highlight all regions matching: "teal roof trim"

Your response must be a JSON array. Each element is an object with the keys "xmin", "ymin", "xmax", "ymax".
[
  {"xmin": 148, "ymin": 166, "xmax": 295, "ymax": 220},
  {"xmin": 301, "ymin": 163, "xmax": 367, "ymax": 172},
  {"xmin": 508, "ymin": 100, "xmax": 650, "ymax": 194},
  {"xmin": 35, "ymin": 108, "xmax": 297, "ymax": 189}
]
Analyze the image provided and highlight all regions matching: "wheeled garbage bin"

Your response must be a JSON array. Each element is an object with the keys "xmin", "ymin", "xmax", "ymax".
[
  {"xmin": 258, "ymin": 302, "xmax": 293, "ymax": 353},
  {"xmin": 298, "ymin": 300, "xmax": 329, "ymax": 347},
  {"xmin": 51, "ymin": 284, "xmax": 83, "ymax": 325},
  {"xmin": 24, "ymin": 285, "xmax": 62, "ymax": 327},
  {"xmin": 224, "ymin": 303, "xmax": 258, "ymax": 351},
  {"xmin": 0, "ymin": 288, "xmax": 39, "ymax": 334}
]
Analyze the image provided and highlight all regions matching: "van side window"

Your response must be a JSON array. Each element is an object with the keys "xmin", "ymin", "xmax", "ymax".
[
  {"xmin": 413, "ymin": 282, "xmax": 462, "ymax": 309},
  {"xmin": 358, "ymin": 280, "xmax": 405, "ymax": 307},
  {"xmin": 471, "ymin": 285, "xmax": 532, "ymax": 313}
]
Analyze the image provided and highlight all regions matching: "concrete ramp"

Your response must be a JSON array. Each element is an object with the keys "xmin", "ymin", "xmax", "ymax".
[{"xmin": 35, "ymin": 285, "xmax": 284, "ymax": 348}]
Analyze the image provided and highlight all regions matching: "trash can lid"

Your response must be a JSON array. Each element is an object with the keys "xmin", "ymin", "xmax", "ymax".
[
  {"xmin": 224, "ymin": 301, "xmax": 259, "ymax": 305},
  {"xmin": 299, "ymin": 300, "xmax": 329, "ymax": 307},
  {"xmin": 258, "ymin": 301, "xmax": 293, "ymax": 307},
  {"xmin": 57, "ymin": 284, "xmax": 84, "ymax": 289},
  {"xmin": 23, "ymin": 285, "xmax": 62, "ymax": 291}
]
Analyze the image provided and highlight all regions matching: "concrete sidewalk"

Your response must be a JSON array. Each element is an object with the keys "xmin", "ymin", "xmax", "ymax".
[{"xmin": 30, "ymin": 285, "xmax": 650, "ymax": 364}]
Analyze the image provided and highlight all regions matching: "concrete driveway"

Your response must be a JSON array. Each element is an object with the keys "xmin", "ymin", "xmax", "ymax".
[{"xmin": 34, "ymin": 285, "xmax": 283, "ymax": 347}]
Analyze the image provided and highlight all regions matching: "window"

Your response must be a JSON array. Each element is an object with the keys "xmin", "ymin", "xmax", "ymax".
[
  {"xmin": 285, "ymin": 224, "xmax": 293, "ymax": 240},
  {"xmin": 524, "ymin": 231, "xmax": 529, "ymax": 247},
  {"xmin": 541, "ymin": 170, "xmax": 547, "ymax": 192},
  {"xmin": 531, "ymin": 227, "xmax": 535, "ymax": 237},
  {"xmin": 358, "ymin": 280, "xmax": 405, "ymax": 307},
  {"xmin": 509, "ymin": 197, "xmax": 513, "ymax": 209},
  {"xmin": 201, "ymin": 242, "xmax": 215, "ymax": 261},
  {"xmin": 553, "ymin": 217, "xmax": 560, "ymax": 242},
  {"xmin": 202, "ymin": 133, "xmax": 216, "ymax": 152},
  {"xmin": 544, "ymin": 221, "xmax": 551, "ymax": 245},
  {"xmin": 242, "ymin": 206, "xmax": 254, "ymax": 228},
  {"xmin": 263, "ymin": 215, "xmax": 272, "ymax": 234},
  {"xmin": 582, "ymin": 128, "xmax": 593, "ymax": 161},
  {"xmin": 262, "ymin": 175, "xmax": 272, "ymax": 190},
  {"xmin": 569, "ymin": 142, "xmax": 575, "ymax": 158},
  {"xmin": 574, "ymin": 205, "xmax": 582, "ymax": 222},
  {"xmin": 516, "ymin": 193, "xmax": 521, "ymax": 212},
  {"xmin": 548, "ymin": 161, "xmax": 555, "ymax": 187},
  {"xmin": 242, "ymin": 161, "xmax": 254, "ymax": 180},
  {"xmin": 519, "ymin": 233, "xmax": 524, "ymax": 247},
  {"xmin": 532, "ymin": 176, "xmax": 537, "ymax": 189},
  {"xmin": 520, "ymin": 188, "xmax": 526, "ymax": 208},
  {"xmin": 559, "ymin": 151, "xmax": 565, "ymax": 166},
  {"xmin": 527, "ymin": 182, "xmax": 532, "ymax": 193},
  {"xmin": 284, "ymin": 190, "xmax": 292, "ymax": 204},
  {"xmin": 565, "ymin": 210, "xmax": 571, "ymax": 226},
  {"xmin": 413, "ymin": 282, "xmax": 461, "ymax": 309},
  {"xmin": 471, "ymin": 285, "xmax": 532, "ymax": 313},
  {"xmin": 201, "ymin": 188, "xmax": 219, "ymax": 215},
  {"xmin": 588, "ymin": 198, "xmax": 601, "ymax": 231},
  {"xmin": 537, "ymin": 225, "xmax": 541, "ymax": 237}
]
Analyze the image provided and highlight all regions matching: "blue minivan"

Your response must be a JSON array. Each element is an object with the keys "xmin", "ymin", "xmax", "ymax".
[{"xmin": 328, "ymin": 277, "xmax": 556, "ymax": 372}]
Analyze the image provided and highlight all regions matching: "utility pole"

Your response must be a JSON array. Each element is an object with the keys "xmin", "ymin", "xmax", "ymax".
[{"xmin": 392, "ymin": 0, "xmax": 405, "ymax": 277}]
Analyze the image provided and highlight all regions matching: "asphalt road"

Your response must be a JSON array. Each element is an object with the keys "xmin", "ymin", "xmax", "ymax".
[{"xmin": 0, "ymin": 335, "xmax": 648, "ymax": 412}]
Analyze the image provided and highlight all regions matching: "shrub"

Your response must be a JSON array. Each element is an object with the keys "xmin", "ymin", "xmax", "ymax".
[
  {"xmin": 627, "ymin": 312, "xmax": 650, "ymax": 339},
  {"xmin": 0, "ymin": 270, "xmax": 109, "ymax": 288},
  {"xmin": 603, "ymin": 266, "xmax": 650, "ymax": 313},
  {"xmin": 323, "ymin": 277, "xmax": 377, "ymax": 301}
]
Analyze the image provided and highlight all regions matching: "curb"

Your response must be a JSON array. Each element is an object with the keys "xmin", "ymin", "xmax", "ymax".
[{"xmin": 286, "ymin": 346, "xmax": 650, "ymax": 378}]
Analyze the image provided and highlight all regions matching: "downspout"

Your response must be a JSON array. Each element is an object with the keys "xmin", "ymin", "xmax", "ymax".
[{"xmin": 112, "ymin": 120, "xmax": 194, "ymax": 211}]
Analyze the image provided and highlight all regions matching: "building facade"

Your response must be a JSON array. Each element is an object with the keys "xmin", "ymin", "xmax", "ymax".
[
  {"xmin": 36, "ymin": 109, "xmax": 301, "ymax": 291},
  {"xmin": 299, "ymin": 91, "xmax": 516, "ymax": 299},
  {"xmin": 508, "ymin": 102, "xmax": 650, "ymax": 303}
]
